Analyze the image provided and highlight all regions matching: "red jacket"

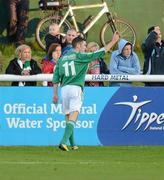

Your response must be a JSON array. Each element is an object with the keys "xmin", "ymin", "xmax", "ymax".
[{"xmin": 41, "ymin": 59, "xmax": 56, "ymax": 86}]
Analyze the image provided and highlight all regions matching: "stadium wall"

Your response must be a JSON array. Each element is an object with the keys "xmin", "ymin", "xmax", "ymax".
[{"xmin": 0, "ymin": 87, "xmax": 164, "ymax": 146}]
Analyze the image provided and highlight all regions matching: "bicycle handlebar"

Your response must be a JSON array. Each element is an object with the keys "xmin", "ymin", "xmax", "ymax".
[
  {"xmin": 101, "ymin": 0, "xmax": 115, "ymax": 3},
  {"xmin": 67, "ymin": 0, "xmax": 76, "ymax": 5}
]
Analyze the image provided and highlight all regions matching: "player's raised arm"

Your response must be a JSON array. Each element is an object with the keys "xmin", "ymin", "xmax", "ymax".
[{"xmin": 104, "ymin": 32, "xmax": 120, "ymax": 52}]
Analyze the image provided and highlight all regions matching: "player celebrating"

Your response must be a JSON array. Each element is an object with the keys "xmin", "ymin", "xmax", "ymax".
[{"xmin": 52, "ymin": 32, "xmax": 119, "ymax": 151}]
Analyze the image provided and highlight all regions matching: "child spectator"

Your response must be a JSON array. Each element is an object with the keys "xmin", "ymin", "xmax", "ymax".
[
  {"xmin": 45, "ymin": 23, "xmax": 64, "ymax": 52},
  {"xmin": 41, "ymin": 43, "xmax": 61, "ymax": 86},
  {"xmin": 86, "ymin": 42, "xmax": 109, "ymax": 86}
]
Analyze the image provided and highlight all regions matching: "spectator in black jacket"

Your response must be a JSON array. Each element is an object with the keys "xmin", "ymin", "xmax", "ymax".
[
  {"xmin": 6, "ymin": 44, "xmax": 41, "ymax": 86},
  {"xmin": 142, "ymin": 26, "xmax": 164, "ymax": 86}
]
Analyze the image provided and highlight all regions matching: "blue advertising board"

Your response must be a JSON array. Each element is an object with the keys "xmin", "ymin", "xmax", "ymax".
[{"xmin": 0, "ymin": 87, "xmax": 164, "ymax": 146}]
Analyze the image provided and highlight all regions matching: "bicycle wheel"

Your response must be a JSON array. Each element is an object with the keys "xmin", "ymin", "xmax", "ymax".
[
  {"xmin": 100, "ymin": 19, "xmax": 136, "ymax": 47},
  {"xmin": 36, "ymin": 15, "xmax": 71, "ymax": 50}
]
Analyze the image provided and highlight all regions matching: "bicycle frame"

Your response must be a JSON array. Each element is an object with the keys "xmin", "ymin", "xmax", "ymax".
[
  {"xmin": 58, "ymin": 1, "xmax": 114, "ymax": 34},
  {"xmin": 36, "ymin": 0, "xmax": 136, "ymax": 49}
]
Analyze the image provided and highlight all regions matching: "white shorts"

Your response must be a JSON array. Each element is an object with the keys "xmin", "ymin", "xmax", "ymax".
[{"xmin": 61, "ymin": 85, "xmax": 83, "ymax": 115}]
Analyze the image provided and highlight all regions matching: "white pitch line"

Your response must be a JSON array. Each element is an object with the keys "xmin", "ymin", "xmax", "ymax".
[{"xmin": 0, "ymin": 161, "xmax": 105, "ymax": 165}]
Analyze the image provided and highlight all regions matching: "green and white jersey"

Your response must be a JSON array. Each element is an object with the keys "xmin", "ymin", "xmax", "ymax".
[{"xmin": 53, "ymin": 48, "xmax": 105, "ymax": 89}]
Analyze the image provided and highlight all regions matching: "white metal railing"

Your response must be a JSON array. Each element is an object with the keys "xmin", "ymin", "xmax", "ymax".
[{"xmin": 1, "ymin": 74, "xmax": 164, "ymax": 82}]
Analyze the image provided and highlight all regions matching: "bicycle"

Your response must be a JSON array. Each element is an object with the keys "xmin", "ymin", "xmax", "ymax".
[{"xmin": 36, "ymin": 0, "xmax": 136, "ymax": 50}]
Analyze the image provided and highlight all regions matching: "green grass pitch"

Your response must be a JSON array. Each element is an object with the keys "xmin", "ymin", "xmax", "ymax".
[{"xmin": 0, "ymin": 146, "xmax": 164, "ymax": 180}]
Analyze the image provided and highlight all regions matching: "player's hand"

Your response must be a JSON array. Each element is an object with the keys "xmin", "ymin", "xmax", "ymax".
[
  {"xmin": 154, "ymin": 26, "xmax": 161, "ymax": 40},
  {"xmin": 154, "ymin": 26, "xmax": 160, "ymax": 35},
  {"xmin": 112, "ymin": 31, "xmax": 120, "ymax": 43},
  {"xmin": 52, "ymin": 94, "xmax": 58, "ymax": 104}
]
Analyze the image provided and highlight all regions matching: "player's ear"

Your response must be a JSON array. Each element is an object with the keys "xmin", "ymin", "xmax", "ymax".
[{"xmin": 76, "ymin": 43, "xmax": 81, "ymax": 50}]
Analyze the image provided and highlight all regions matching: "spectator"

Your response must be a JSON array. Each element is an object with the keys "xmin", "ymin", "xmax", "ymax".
[
  {"xmin": 8, "ymin": 0, "xmax": 29, "ymax": 47},
  {"xmin": 45, "ymin": 23, "xmax": 64, "ymax": 52},
  {"xmin": 62, "ymin": 28, "xmax": 78, "ymax": 56},
  {"xmin": 109, "ymin": 39, "xmax": 141, "ymax": 86},
  {"xmin": 41, "ymin": 43, "xmax": 62, "ymax": 86},
  {"xmin": 142, "ymin": 26, "xmax": 164, "ymax": 86},
  {"xmin": 6, "ymin": 44, "xmax": 41, "ymax": 86},
  {"xmin": 86, "ymin": 42, "xmax": 109, "ymax": 86}
]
